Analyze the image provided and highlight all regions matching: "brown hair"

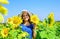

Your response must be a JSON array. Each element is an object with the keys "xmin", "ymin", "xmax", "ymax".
[{"xmin": 21, "ymin": 11, "xmax": 32, "ymax": 24}]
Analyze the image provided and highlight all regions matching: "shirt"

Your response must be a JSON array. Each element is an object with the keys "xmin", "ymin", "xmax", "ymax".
[{"xmin": 20, "ymin": 24, "xmax": 34, "ymax": 39}]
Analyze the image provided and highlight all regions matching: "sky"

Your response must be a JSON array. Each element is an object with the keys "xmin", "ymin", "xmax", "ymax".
[{"xmin": 4, "ymin": 0, "xmax": 60, "ymax": 21}]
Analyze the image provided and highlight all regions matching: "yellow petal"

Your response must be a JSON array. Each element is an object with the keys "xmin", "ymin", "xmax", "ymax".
[
  {"xmin": 31, "ymin": 15, "xmax": 40, "ymax": 24},
  {"xmin": 7, "ymin": 18, "xmax": 13, "ymax": 24},
  {"xmin": 7, "ymin": 16, "xmax": 22, "ymax": 29},
  {"xmin": 0, "ymin": 13, "xmax": 4, "ymax": 23},
  {"xmin": 1, "ymin": 28, "xmax": 9, "ymax": 38},
  {"xmin": 12, "ymin": 16, "xmax": 22, "ymax": 25},
  {"xmin": 21, "ymin": 32, "xmax": 29, "ymax": 37},
  {"xmin": 0, "ymin": 0, "xmax": 9, "ymax": 4},
  {"xmin": 0, "ymin": 6, "xmax": 8, "ymax": 15},
  {"xmin": 48, "ymin": 12, "xmax": 55, "ymax": 26}
]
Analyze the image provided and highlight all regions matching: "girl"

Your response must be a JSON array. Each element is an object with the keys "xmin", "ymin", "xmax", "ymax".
[{"xmin": 19, "ymin": 10, "xmax": 36, "ymax": 39}]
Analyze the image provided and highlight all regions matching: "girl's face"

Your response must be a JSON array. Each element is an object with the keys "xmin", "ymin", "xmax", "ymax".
[{"xmin": 22, "ymin": 12, "xmax": 29, "ymax": 22}]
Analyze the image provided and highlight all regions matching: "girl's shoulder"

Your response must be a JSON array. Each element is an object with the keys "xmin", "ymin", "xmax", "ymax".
[
  {"xmin": 30, "ymin": 23, "xmax": 34, "ymax": 28},
  {"xmin": 30, "ymin": 23, "xmax": 34, "ymax": 26}
]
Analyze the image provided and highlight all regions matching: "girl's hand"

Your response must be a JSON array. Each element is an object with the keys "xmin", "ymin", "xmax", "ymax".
[{"xmin": 33, "ymin": 23, "xmax": 37, "ymax": 39}]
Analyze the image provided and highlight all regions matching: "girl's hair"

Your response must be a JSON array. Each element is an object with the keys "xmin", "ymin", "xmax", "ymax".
[{"xmin": 20, "ymin": 11, "xmax": 32, "ymax": 24}]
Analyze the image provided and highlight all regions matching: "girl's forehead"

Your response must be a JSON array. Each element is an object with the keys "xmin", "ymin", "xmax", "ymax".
[
  {"xmin": 22, "ymin": 11, "xmax": 28, "ymax": 13},
  {"xmin": 22, "ymin": 12, "xmax": 28, "ymax": 15}
]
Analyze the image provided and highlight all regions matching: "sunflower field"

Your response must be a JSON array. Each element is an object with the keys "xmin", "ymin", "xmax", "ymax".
[{"xmin": 0, "ymin": 0, "xmax": 60, "ymax": 39}]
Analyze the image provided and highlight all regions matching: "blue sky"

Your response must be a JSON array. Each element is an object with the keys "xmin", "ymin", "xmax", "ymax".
[{"xmin": 4, "ymin": 0, "xmax": 60, "ymax": 21}]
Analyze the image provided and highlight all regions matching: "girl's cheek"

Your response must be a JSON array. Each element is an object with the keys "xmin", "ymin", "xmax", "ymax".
[
  {"xmin": 22, "ymin": 17, "xmax": 25, "ymax": 20},
  {"xmin": 23, "ymin": 15, "xmax": 29, "ymax": 20},
  {"xmin": 26, "ymin": 16, "xmax": 29, "ymax": 19},
  {"xmin": 25, "ymin": 18, "xmax": 29, "ymax": 20}
]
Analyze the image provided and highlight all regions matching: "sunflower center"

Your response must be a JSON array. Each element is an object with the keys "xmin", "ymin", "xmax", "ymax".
[{"xmin": 4, "ymin": 30, "xmax": 8, "ymax": 35}]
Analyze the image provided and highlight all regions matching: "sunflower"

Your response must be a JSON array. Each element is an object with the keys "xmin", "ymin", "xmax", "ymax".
[
  {"xmin": 7, "ymin": 18, "xmax": 13, "ymax": 24},
  {"xmin": 1, "ymin": 28, "xmax": 9, "ymax": 38},
  {"xmin": 12, "ymin": 16, "xmax": 22, "ymax": 25},
  {"xmin": 30, "ymin": 15, "xmax": 40, "ymax": 24},
  {"xmin": 7, "ymin": 16, "xmax": 22, "ymax": 29},
  {"xmin": 12, "ymin": 16, "xmax": 22, "ymax": 28},
  {"xmin": 0, "ymin": 0, "xmax": 9, "ymax": 4},
  {"xmin": 19, "ymin": 32, "xmax": 29, "ymax": 37},
  {"xmin": 0, "ymin": 6, "xmax": 8, "ymax": 15},
  {"xmin": 0, "ymin": 13, "xmax": 4, "ymax": 23},
  {"xmin": 48, "ymin": 12, "xmax": 55, "ymax": 26}
]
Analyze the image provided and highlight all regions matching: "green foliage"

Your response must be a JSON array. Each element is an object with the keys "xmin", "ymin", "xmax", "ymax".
[
  {"xmin": 36, "ymin": 21, "xmax": 60, "ymax": 39},
  {"xmin": 0, "ymin": 23, "xmax": 29, "ymax": 39}
]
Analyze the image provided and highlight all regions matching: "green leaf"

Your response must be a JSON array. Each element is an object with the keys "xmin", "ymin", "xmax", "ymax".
[{"xmin": 39, "ymin": 31, "xmax": 48, "ymax": 38}]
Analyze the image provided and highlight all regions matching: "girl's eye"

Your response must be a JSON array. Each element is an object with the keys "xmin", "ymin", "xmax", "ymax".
[
  {"xmin": 23, "ymin": 14, "xmax": 28, "ymax": 17},
  {"xmin": 26, "ymin": 15, "xmax": 28, "ymax": 16}
]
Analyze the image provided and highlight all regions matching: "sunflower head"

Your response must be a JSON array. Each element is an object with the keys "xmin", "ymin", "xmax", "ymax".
[
  {"xmin": 30, "ymin": 15, "xmax": 40, "ymax": 24},
  {"xmin": 7, "ymin": 18, "xmax": 12, "ymax": 24},
  {"xmin": 0, "ymin": 0, "xmax": 9, "ymax": 4},
  {"xmin": 12, "ymin": 16, "xmax": 22, "ymax": 25},
  {"xmin": 0, "ymin": 6, "xmax": 8, "ymax": 15},
  {"xmin": 7, "ymin": 16, "xmax": 22, "ymax": 29},
  {"xmin": 12, "ymin": 16, "xmax": 22, "ymax": 29},
  {"xmin": 48, "ymin": 12, "xmax": 55, "ymax": 26},
  {"xmin": 48, "ymin": 12, "xmax": 54, "ymax": 19},
  {"xmin": 1, "ymin": 28, "xmax": 9, "ymax": 38}
]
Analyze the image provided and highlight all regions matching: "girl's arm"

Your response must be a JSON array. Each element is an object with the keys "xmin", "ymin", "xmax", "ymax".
[{"xmin": 33, "ymin": 24, "xmax": 37, "ymax": 39}]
